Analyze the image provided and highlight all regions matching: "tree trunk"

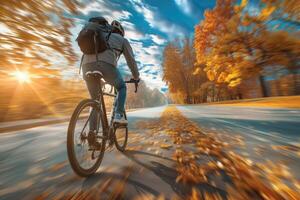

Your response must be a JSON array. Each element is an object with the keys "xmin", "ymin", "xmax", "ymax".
[
  {"xmin": 293, "ymin": 73, "xmax": 299, "ymax": 95},
  {"xmin": 238, "ymin": 93, "xmax": 243, "ymax": 99},
  {"xmin": 259, "ymin": 75, "xmax": 268, "ymax": 97},
  {"xmin": 212, "ymin": 84, "xmax": 215, "ymax": 102},
  {"xmin": 275, "ymin": 79, "xmax": 281, "ymax": 96},
  {"xmin": 202, "ymin": 89, "xmax": 207, "ymax": 103}
]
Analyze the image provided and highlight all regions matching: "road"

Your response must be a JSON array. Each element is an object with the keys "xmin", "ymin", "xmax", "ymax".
[{"xmin": 0, "ymin": 105, "xmax": 299, "ymax": 199}]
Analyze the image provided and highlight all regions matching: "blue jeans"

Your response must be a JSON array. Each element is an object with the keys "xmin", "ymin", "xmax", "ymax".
[{"xmin": 82, "ymin": 62, "xmax": 126, "ymax": 130}]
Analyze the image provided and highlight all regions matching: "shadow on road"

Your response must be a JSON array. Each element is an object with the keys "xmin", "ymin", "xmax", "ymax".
[
  {"xmin": 81, "ymin": 171, "xmax": 160, "ymax": 197},
  {"xmin": 122, "ymin": 150, "xmax": 229, "ymax": 199}
]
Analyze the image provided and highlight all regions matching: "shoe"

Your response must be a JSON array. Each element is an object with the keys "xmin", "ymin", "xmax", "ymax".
[{"xmin": 113, "ymin": 113, "xmax": 128, "ymax": 125}]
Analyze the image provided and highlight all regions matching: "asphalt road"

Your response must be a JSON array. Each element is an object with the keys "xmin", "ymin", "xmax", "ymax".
[{"xmin": 0, "ymin": 105, "xmax": 299, "ymax": 199}]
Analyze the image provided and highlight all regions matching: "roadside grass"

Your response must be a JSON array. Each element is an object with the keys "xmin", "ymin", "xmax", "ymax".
[{"xmin": 206, "ymin": 95, "xmax": 300, "ymax": 109}]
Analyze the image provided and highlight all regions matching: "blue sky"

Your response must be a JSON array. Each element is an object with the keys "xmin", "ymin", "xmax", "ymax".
[{"xmin": 67, "ymin": 0, "xmax": 216, "ymax": 92}]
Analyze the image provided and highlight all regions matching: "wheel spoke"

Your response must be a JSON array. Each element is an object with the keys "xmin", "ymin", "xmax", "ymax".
[{"xmin": 80, "ymin": 111, "xmax": 93, "ymax": 136}]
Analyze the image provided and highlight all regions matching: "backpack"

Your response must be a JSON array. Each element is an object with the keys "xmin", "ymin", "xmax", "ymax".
[{"xmin": 76, "ymin": 22, "xmax": 112, "ymax": 55}]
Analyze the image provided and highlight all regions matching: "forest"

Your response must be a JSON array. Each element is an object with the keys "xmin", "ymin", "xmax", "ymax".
[{"xmin": 162, "ymin": 0, "xmax": 299, "ymax": 104}]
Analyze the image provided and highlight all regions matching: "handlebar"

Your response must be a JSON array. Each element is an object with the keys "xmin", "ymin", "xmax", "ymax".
[{"xmin": 125, "ymin": 78, "xmax": 140, "ymax": 93}]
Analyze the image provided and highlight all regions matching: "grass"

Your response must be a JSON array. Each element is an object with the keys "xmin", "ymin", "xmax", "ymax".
[{"xmin": 207, "ymin": 96, "xmax": 300, "ymax": 109}]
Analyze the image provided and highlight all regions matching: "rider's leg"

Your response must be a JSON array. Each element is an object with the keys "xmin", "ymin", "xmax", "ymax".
[
  {"xmin": 113, "ymin": 74, "xmax": 127, "ymax": 115},
  {"xmin": 109, "ymin": 72, "xmax": 127, "ymax": 123},
  {"xmin": 94, "ymin": 62, "xmax": 127, "ymax": 116},
  {"xmin": 83, "ymin": 61, "xmax": 127, "ymax": 123},
  {"xmin": 82, "ymin": 63, "xmax": 101, "ymax": 132}
]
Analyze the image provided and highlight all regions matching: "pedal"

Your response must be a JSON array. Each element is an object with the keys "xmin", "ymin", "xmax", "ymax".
[
  {"xmin": 108, "ymin": 139, "xmax": 114, "ymax": 147},
  {"xmin": 114, "ymin": 123, "xmax": 127, "ymax": 128},
  {"xmin": 108, "ymin": 133, "xmax": 114, "ymax": 147},
  {"xmin": 88, "ymin": 140, "xmax": 102, "ymax": 151}
]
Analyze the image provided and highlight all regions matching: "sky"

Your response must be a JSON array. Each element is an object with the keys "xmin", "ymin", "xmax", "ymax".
[{"xmin": 68, "ymin": 0, "xmax": 217, "ymax": 92}]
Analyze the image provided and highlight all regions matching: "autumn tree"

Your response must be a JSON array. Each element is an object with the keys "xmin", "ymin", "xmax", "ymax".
[
  {"xmin": 194, "ymin": 0, "xmax": 235, "ymax": 64},
  {"xmin": 194, "ymin": 0, "xmax": 300, "ymax": 98},
  {"xmin": 261, "ymin": 0, "xmax": 300, "ymax": 27},
  {"xmin": 0, "ymin": 0, "xmax": 82, "ymax": 69},
  {"xmin": 162, "ymin": 39, "xmax": 195, "ymax": 103},
  {"xmin": 163, "ymin": 0, "xmax": 299, "ymax": 104}
]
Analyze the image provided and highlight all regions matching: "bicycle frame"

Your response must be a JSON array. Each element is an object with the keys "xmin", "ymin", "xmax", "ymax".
[
  {"xmin": 96, "ymin": 80, "xmax": 115, "ymax": 136},
  {"xmin": 93, "ymin": 77, "xmax": 136, "ymax": 141}
]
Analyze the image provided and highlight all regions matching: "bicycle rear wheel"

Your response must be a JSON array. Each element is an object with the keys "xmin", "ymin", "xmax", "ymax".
[
  {"xmin": 67, "ymin": 99, "xmax": 106, "ymax": 177},
  {"xmin": 114, "ymin": 112, "xmax": 128, "ymax": 152}
]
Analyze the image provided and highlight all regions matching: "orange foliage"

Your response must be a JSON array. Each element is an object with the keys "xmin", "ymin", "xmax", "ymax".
[
  {"xmin": 0, "ymin": 0, "xmax": 82, "ymax": 69},
  {"xmin": 193, "ymin": 0, "xmax": 300, "ymax": 97}
]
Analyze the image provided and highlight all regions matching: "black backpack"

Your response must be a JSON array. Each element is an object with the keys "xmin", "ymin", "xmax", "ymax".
[
  {"xmin": 76, "ymin": 22, "xmax": 112, "ymax": 55},
  {"xmin": 77, "ymin": 18, "xmax": 112, "ymax": 73}
]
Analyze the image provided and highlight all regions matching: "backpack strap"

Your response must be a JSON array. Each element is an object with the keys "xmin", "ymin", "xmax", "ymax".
[
  {"xmin": 94, "ymin": 31, "xmax": 99, "ymax": 63},
  {"xmin": 117, "ymin": 40, "xmax": 124, "ymax": 61},
  {"xmin": 105, "ymin": 26, "xmax": 112, "ymax": 50},
  {"xmin": 79, "ymin": 54, "xmax": 84, "ymax": 74},
  {"xmin": 113, "ymin": 48, "xmax": 123, "ymax": 61},
  {"xmin": 106, "ymin": 30, "xmax": 112, "ymax": 42}
]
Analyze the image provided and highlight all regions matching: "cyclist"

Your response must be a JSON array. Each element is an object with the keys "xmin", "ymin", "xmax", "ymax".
[{"xmin": 82, "ymin": 17, "xmax": 140, "ymax": 126}]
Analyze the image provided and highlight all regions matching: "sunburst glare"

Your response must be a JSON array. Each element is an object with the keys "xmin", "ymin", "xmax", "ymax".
[{"xmin": 11, "ymin": 71, "xmax": 31, "ymax": 83}]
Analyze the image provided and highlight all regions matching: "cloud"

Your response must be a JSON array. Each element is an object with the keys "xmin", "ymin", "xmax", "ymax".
[
  {"xmin": 141, "ymin": 72, "xmax": 166, "ymax": 91},
  {"xmin": 117, "ymin": 39, "xmax": 166, "ymax": 90},
  {"xmin": 79, "ymin": 1, "xmax": 149, "ymax": 41},
  {"xmin": 122, "ymin": 21, "xmax": 149, "ymax": 41},
  {"xmin": 79, "ymin": 1, "xmax": 131, "ymax": 22},
  {"xmin": 174, "ymin": 0, "xmax": 192, "ymax": 15},
  {"xmin": 129, "ymin": 0, "xmax": 187, "ymax": 39},
  {"xmin": 149, "ymin": 34, "xmax": 166, "ymax": 45}
]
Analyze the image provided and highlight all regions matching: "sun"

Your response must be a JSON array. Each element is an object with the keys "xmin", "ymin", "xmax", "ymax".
[{"xmin": 11, "ymin": 71, "xmax": 31, "ymax": 83}]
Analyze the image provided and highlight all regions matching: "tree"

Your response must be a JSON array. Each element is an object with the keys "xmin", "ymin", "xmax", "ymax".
[
  {"xmin": 162, "ymin": 38, "xmax": 196, "ymax": 104},
  {"xmin": 194, "ymin": 0, "xmax": 300, "ymax": 97},
  {"xmin": 0, "ymin": 0, "xmax": 82, "ymax": 69},
  {"xmin": 194, "ymin": 0, "xmax": 235, "ymax": 65}
]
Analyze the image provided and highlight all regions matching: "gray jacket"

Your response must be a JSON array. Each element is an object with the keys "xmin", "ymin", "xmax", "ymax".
[{"xmin": 82, "ymin": 32, "xmax": 139, "ymax": 79}]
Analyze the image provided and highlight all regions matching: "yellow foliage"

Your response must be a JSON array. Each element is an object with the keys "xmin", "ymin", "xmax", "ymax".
[
  {"xmin": 241, "ymin": 0, "xmax": 248, "ymax": 8},
  {"xmin": 207, "ymin": 70, "xmax": 216, "ymax": 81},
  {"xmin": 193, "ymin": 67, "xmax": 201, "ymax": 75},
  {"xmin": 0, "ymin": 1, "xmax": 82, "ymax": 68},
  {"xmin": 217, "ymin": 72, "xmax": 227, "ymax": 83},
  {"xmin": 229, "ymin": 78, "xmax": 241, "ymax": 87},
  {"xmin": 259, "ymin": 6, "xmax": 276, "ymax": 20}
]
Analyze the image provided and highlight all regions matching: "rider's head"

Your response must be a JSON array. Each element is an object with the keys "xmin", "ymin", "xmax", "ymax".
[
  {"xmin": 111, "ymin": 20, "xmax": 125, "ymax": 37},
  {"xmin": 89, "ymin": 16, "xmax": 108, "ymax": 25}
]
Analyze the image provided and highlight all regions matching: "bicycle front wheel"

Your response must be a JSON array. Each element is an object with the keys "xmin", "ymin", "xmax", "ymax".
[
  {"xmin": 114, "ymin": 112, "xmax": 128, "ymax": 152},
  {"xmin": 67, "ymin": 99, "xmax": 106, "ymax": 177}
]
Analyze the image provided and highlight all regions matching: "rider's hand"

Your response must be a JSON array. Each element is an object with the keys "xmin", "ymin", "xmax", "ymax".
[{"xmin": 130, "ymin": 77, "xmax": 140, "ymax": 83}]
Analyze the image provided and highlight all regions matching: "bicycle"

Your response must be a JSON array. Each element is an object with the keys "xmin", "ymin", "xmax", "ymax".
[{"xmin": 67, "ymin": 71, "xmax": 139, "ymax": 177}]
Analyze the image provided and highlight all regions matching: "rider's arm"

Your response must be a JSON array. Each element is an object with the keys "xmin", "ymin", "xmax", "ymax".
[{"xmin": 122, "ymin": 39, "xmax": 140, "ymax": 80}]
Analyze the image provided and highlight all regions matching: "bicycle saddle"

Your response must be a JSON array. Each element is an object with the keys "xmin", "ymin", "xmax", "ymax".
[{"xmin": 85, "ymin": 70, "xmax": 104, "ymax": 78}]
